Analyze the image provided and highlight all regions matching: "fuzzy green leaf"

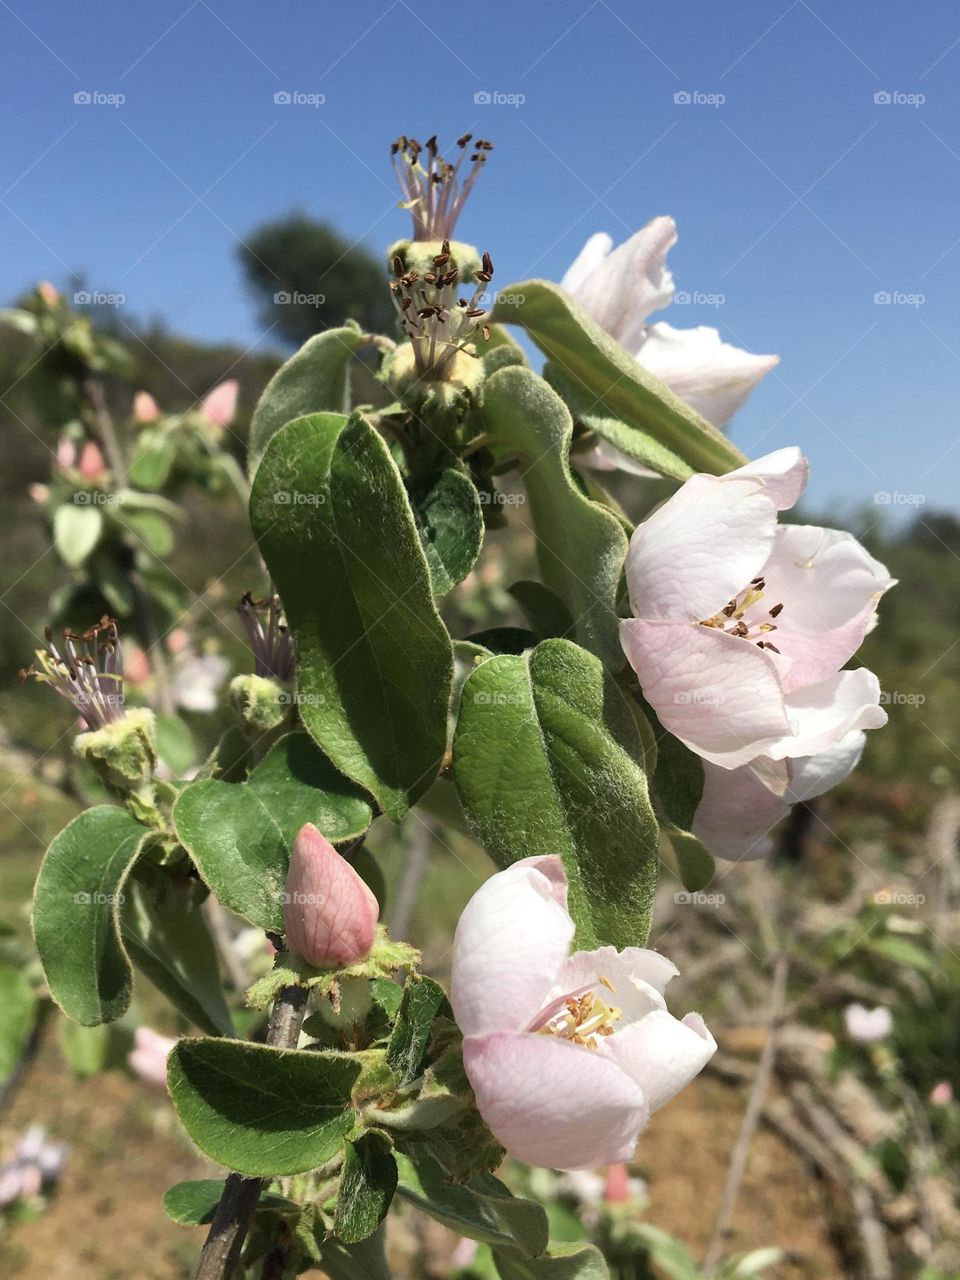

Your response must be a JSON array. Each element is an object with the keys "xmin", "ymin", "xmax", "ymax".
[
  {"xmin": 415, "ymin": 468, "xmax": 484, "ymax": 596},
  {"xmin": 334, "ymin": 1132, "xmax": 398, "ymax": 1243}
]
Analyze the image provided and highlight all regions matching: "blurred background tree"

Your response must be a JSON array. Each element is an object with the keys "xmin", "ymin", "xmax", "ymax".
[{"xmin": 236, "ymin": 212, "xmax": 395, "ymax": 348}]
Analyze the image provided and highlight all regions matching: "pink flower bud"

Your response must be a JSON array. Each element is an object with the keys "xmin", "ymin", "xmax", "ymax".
[
  {"xmin": 603, "ymin": 1163, "xmax": 630, "ymax": 1204},
  {"xmin": 201, "ymin": 379, "xmax": 238, "ymax": 428},
  {"xmin": 284, "ymin": 823, "xmax": 379, "ymax": 967},
  {"xmin": 930, "ymin": 1081, "xmax": 953, "ymax": 1106},
  {"xmin": 128, "ymin": 1026, "xmax": 176, "ymax": 1088},
  {"xmin": 78, "ymin": 441, "xmax": 105, "ymax": 479},
  {"xmin": 133, "ymin": 390, "xmax": 161, "ymax": 422},
  {"xmin": 37, "ymin": 281, "xmax": 60, "ymax": 307},
  {"xmin": 28, "ymin": 483, "xmax": 50, "ymax": 505},
  {"xmin": 57, "ymin": 438, "xmax": 77, "ymax": 469}
]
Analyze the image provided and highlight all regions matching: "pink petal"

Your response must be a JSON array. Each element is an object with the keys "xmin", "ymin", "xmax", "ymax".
[
  {"xmin": 463, "ymin": 1032, "xmax": 649, "ymax": 1170},
  {"xmin": 625, "ymin": 474, "xmax": 777, "ymax": 622},
  {"xmin": 201, "ymin": 379, "xmax": 238, "ymax": 428},
  {"xmin": 620, "ymin": 619, "xmax": 791, "ymax": 768},
  {"xmin": 787, "ymin": 729, "xmax": 865, "ymax": 801},
  {"xmin": 726, "ymin": 447, "xmax": 808, "ymax": 510},
  {"xmin": 770, "ymin": 668, "xmax": 886, "ymax": 760},
  {"xmin": 693, "ymin": 760, "xmax": 790, "ymax": 860},
  {"xmin": 451, "ymin": 857, "xmax": 574, "ymax": 1039},
  {"xmin": 284, "ymin": 824, "xmax": 379, "ymax": 967},
  {"xmin": 637, "ymin": 322, "xmax": 779, "ymax": 426},
  {"xmin": 577, "ymin": 440, "xmax": 660, "ymax": 478},
  {"xmin": 601, "ymin": 1009, "xmax": 716, "ymax": 1113},
  {"xmin": 563, "ymin": 218, "xmax": 677, "ymax": 352},
  {"xmin": 757, "ymin": 525, "xmax": 896, "ymax": 694}
]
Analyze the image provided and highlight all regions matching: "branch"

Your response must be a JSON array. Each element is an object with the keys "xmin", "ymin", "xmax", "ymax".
[{"xmin": 193, "ymin": 985, "xmax": 308, "ymax": 1280}]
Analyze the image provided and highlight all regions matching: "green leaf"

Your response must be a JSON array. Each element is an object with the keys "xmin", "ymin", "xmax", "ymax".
[
  {"xmin": 453, "ymin": 638, "xmax": 659, "ymax": 948},
  {"xmin": 490, "ymin": 281, "xmax": 745, "ymax": 475},
  {"xmin": 654, "ymin": 731, "xmax": 705, "ymax": 831},
  {"xmin": 508, "ymin": 581, "xmax": 575, "ymax": 641},
  {"xmin": 162, "ymin": 1179, "xmax": 298, "ymax": 1226},
  {"xmin": 120, "ymin": 865, "xmax": 234, "ymax": 1036},
  {"xmin": 173, "ymin": 731, "xmax": 372, "ymax": 931},
  {"xmin": 0, "ymin": 966, "xmax": 36, "ymax": 1080},
  {"xmin": 386, "ymin": 977, "xmax": 448, "ymax": 1086},
  {"xmin": 661, "ymin": 826, "xmax": 715, "ymax": 894},
  {"xmin": 395, "ymin": 1154, "xmax": 549, "ymax": 1256},
  {"xmin": 155, "ymin": 713, "xmax": 197, "ymax": 774},
  {"xmin": 54, "ymin": 502, "xmax": 103, "ymax": 567},
  {"xmin": 128, "ymin": 433, "xmax": 176, "ymax": 489},
  {"xmin": 167, "ymin": 1037, "xmax": 362, "ymax": 1176},
  {"xmin": 493, "ymin": 1242, "xmax": 610, "ymax": 1280},
  {"xmin": 321, "ymin": 1227, "xmax": 391, "ymax": 1280},
  {"xmin": 248, "ymin": 326, "xmax": 368, "ymax": 471},
  {"xmin": 334, "ymin": 1132, "xmax": 398, "ymax": 1243},
  {"xmin": 116, "ymin": 508, "xmax": 174, "ymax": 557},
  {"xmin": 545, "ymin": 363, "xmax": 694, "ymax": 482},
  {"xmin": 250, "ymin": 412, "xmax": 454, "ymax": 820},
  {"xmin": 415, "ymin": 468, "xmax": 484, "ymax": 596},
  {"xmin": 481, "ymin": 367, "xmax": 627, "ymax": 670},
  {"xmin": 32, "ymin": 806, "xmax": 150, "ymax": 1025},
  {"xmin": 59, "ymin": 1020, "xmax": 111, "ymax": 1078}
]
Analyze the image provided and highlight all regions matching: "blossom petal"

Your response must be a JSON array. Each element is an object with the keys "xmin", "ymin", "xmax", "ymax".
[
  {"xmin": 787, "ymin": 729, "xmax": 866, "ymax": 802},
  {"xmin": 563, "ymin": 218, "xmax": 676, "ymax": 352},
  {"xmin": 463, "ymin": 1032, "xmax": 648, "ymax": 1170},
  {"xmin": 547, "ymin": 947, "xmax": 679, "ymax": 1023},
  {"xmin": 451, "ymin": 857, "xmax": 574, "ymax": 1039},
  {"xmin": 725, "ymin": 447, "xmax": 808, "ymax": 510},
  {"xmin": 620, "ymin": 619, "xmax": 791, "ymax": 768},
  {"xmin": 758, "ymin": 525, "xmax": 896, "ymax": 694},
  {"xmin": 601, "ymin": 1010, "xmax": 716, "ymax": 1113},
  {"xmin": 769, "ymin": 669, "xmax": 886, "ymax": 760},
  {"xmin": 577, "ymin": 440, "xmax": 660, "ymax": 478},
  {"xmin": 624, "ymin": 475, "xmax": 777, "ymax": 621},
  {"xmin": 637, "ymin": 322, "xmax": 779, "ymax": 426},
  {"xmin": 692, "ymin": 760, "xmax": 790, "ymax": 860}
]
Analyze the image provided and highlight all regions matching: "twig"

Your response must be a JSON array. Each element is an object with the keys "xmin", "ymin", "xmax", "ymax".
[
  {"xmin": 702, "ymin": 952, "xmax": 790, "ymax": 1276},
  {"xmin": 202, "ymin": 897, "xmax": 249, "ymax": 994},
  {"xmin": 194, "ymin": 985, "xmax": 308, "ymax": 1280}
]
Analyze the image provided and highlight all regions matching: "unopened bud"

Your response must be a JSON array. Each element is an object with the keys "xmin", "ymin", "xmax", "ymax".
[
  {"xmin": 284, "ymin": 824, "xmax": 379, "ymax": 968},
  {"xmin": 133, "ymin": 390, "xmax": 161, "ymax": 422},
  {"xmin": 201, "ymin": 379, "xmax": 238, "ymax": 428},
  {"xmin": 229, "ymin": 672, "xmax": 288, "ymax": 733},
  {"xmin": 78, "ymin": 441, "xmax": 105, "ymax": 479}
]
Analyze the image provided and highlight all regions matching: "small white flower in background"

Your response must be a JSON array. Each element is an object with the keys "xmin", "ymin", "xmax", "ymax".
[
  {"xmin": 167, "ymin": 629, "xmax": 230, "ymax": 714},
  {"xmin": 450, "ymin": 856, "xmax": 715, "ymax": 1171},
  {"xmin": 930, "ymin": 1081, "xmax": 953, "ymax": 1106},
  {"xmin": 561, "ymin": 217, "xmax": 779, "ymax": 472},
  {"xmin": 0, "ymin": 1126, "xmax": 68, "ymax": 1206},
  {"xmin": 843, "ymin": 1003, "xmax": 893, "ymax": 1043},
  {"xmin": 128, "ymin": 1026, "xmax": 177, "ymax": 1087}
]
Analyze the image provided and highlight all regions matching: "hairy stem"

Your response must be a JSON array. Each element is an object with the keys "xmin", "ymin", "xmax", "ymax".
[{"xmin": 193, "ymin": 985, "xmax": 308, "ymax": 1280}]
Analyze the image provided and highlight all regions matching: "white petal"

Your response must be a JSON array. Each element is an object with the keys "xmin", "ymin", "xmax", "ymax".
[
  {"xmin": 560, "ymin": 232, "xmax": 613, "ymax": 296},
  {"xmin": 693, "ymin": 760, "xmax": 790, "ymax": 860},
  {"xmin": 450, "ymin": 857, "xmax": 573, "ymax": 1039},
  {"xmin": 563, "ymin": 218, "xmax": 677, "ymax": 351},
  {"xmin": 637, "ymin": 322, "xmax": 779, "ymax": 426},
  {"xmin": 787, "ymin": 729, "xmax": 866, "ymax": 802},
  {"xmin": 602, "ymin": 1009, "xmax": 716, "ymax": 1113},
  {"xmin": 620, "ymin": 619, "xmax": 791, "ymax": 768},
  {"xmin": 463, "ymin": 1032, "xmax": 649, "ymax": 1170},
  {"xmin": 625, "ymin": 474, "xmax": 777, "ymax": 621},
  {"xmin": 577, "ymin": 440, "xmax": 660, "ymax": 478},
  {"xmin": 546, "ymin": 947, "xmax": 679, "ymax": 1024},
  {"xmin": 725, "ymin": 447, "xmax": 808, "ymax": 510},
  {"xmin": 768, "ymin": 669, "xmax": 887, "ymax": 760}
]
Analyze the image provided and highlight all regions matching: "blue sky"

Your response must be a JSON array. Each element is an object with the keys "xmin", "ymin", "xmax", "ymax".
[{"xmin": 1, "ymin": 0, "xmax": 958, "ymax": 514}]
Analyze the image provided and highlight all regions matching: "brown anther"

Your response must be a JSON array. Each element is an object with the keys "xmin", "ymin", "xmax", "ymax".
[{"xmin": 769, "ymin": 602, "xmax": 784, "ymax": 618}]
